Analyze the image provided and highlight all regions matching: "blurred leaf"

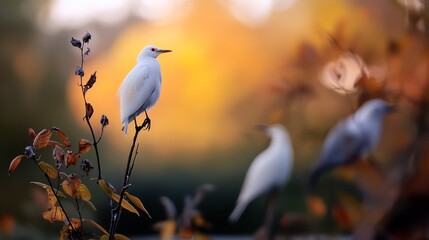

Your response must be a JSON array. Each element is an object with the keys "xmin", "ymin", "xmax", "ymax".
[
  {"xmin": 28, "ymin": 128, "xmax": 36, "ymax": 139},
  {"xmin": 30, "ymin": 182, "xmax": 66, "ymax": 197},
  {"xmin": 85, "ymin": 219, "xmax": 108, "ymax": 235},
  {"xmin": 47, "ymin": 140, "xmax": 64, "ymax": 147},
  {"xmin": 78, "ymin": 139, "xmax": 92, "ymax": 154},
  {"xmin": 33, "ymin": 129, "xmax": 52, "ymax": 149},
  {"xmin": 125, "ymin": 192, "xmax": 151, "ymax": 218},
  {"xmin": 332, "ymin": 193, "xmax": 362, "ymax": 230},
  {"xmin": 77, "ymin": 183, "xmax": 91, "ymax": 201},
  {"xmin": 306, "ymin": 195, "xmax": 327, "ymax": 218},
  {"xmin": 8, "ymin": 155, "xmax": 26, "ymax": 175},
  {"xmin": 52, "ymin": 127, "xmax": 72, "ymax": 148},
  {"xmin": 153, "ymin": 220, "xmax": 176, "ymax": 240},
  {"xmin": 86, "ymin": 103, "xmax": 94, "ymax": 119},
  {"xmin": 111, "ymin": 193, "xmax": 140, "ymax": 217},
  {"xmin": 38, "ymin": 161, "xmax": 58, "ymax": 179},
  {"xmin": 101, "ymin": 235, "xmax": 130, "ymax": 240},
  {"xmin": 43, "ymin": 207, "xmax": 67, "ymax": 223},
  {"xmin": 98, "ymin": 179, "xmax": 114, "ymax": 197}
]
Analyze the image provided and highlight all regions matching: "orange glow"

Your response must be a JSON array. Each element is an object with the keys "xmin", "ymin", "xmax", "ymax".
[{"xmin": 67, "ymin": 1, "xmax": 350, "ymax": 159}]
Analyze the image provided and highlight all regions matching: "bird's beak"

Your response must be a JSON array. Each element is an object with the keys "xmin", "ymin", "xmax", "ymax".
[{"xmin": 157, "ymin": 49, "xmax": 172, "ymax": 53}]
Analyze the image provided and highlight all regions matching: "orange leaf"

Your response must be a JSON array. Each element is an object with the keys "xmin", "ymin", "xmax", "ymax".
[
  {"xmin": 112, "ymin": 193, "xmax": 140, "ymax": 217},
  {"xmin": 98, "ymin": 179, "xmax": 114, "ymax": 197},
  {"xmin": 125, "ymin": 192, "xmax": 151, "ymax": 218},
  {"xmin": 28, "ymin": 128, "xmax": 36, "ymax": 139},
  {"xmin": 33, "ymin": 129, "xmax": 52, "ymax": 149},
  {"xmin": 8, "ymin": 155, "xmax": 26, "ymax": 175},
  {"xmin": 38, "ymin": 161, "xmax": 58, "ymax": 179},
  {"xmin": 30, "ymin": 181, "xmax": 66, "ymax": 197},
  {"xmin": 52, "ymin": 127, "xmax": 72, "ymax": 148},
  {"xmin": 43, "ymin": 207, "xmax": 67, "ymax": 223},
  {"xmin": 46, "ymin": 188, "xmax": 57, "ymax": 208},
  {"xmin": 77, "ymin": 183, "xmax": 91, "ymax": 201},
  {"xmin": 78, "ymin": 139, "xmax": 92, "ymax": 154},
  {"xmin": 61, "ymin": 176, "xmax": 81, "ymax": 199},
  {"xmin": 85, "ymin": 219, "xmax": 108, "ymax": 235}
]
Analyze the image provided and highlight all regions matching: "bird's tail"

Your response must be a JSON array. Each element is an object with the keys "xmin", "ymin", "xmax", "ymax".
[
  {"xmin": 229, "ymin": 202, "xmax": 247, "ymax": 223},
  {"xmin": 122, "ymin": 122, "xmax": 128, "ymax": 135}
]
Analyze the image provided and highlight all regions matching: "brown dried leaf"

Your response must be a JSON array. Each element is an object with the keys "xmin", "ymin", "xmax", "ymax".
[
  {"xmin": 78, "ymin": 139, "xmax": 92, "ymax": 154},
  {"xmin": 111, "ymin": 193, "xmax": 140, "ymax": 217},
  {"xmin": 28, "ymin": 128, "xmax": 36, "ymax": 139},
  {"xmin": 83, "ymin": 72, "xmax": 97, "ymax": 94},
  {"xmin": 52, "ymin": 145, "xmax": 65, "ymax": 169},
  {"xmin": 30, "ymin": 182, "xmax": 66, "ymax": 198},
  {"xmin": 98, "ymin": 179, "xmax": 114, "ymax": 197},
  {"xmin": 85, "ymin": 219, "xmax": 108, "ymax": 235},
  {"xmin": 33, "ymin": 129, "xmax": 52, "ymax": 149},
  {"xmin": 77, "ymin": 183, "xmax": 91, "ymax": 201},
  {"xmin": 8, "ymin": 155, "xmax": 26, "ymax": 175},
  {"xmin": 125, "ymin": 192, "xmax": 151, "ymax": 218},
  {"xmin": 52, "ymin": 127, "xmax": 72, "ymax": 148},
  {"xmin": 86, "ymin": 103, "xmax": 94, "ymax": 119},
  {"xmin": 59, "ymin": 225, "xmax": 70, "ymax": 240},
  {"xmin": 42, "ymin": 207, "xmax": 67, "ymax": 223},
  {"xmin": 47, "ymin": 140, "xmax": 64, "ymax": 147},
  {"xmin": 64, "ymin": 150, "xmax": 79, "ymax": 167},
  {"xmin": 38, "ymin": 161, "xmax": 58, "ymax": 179}
]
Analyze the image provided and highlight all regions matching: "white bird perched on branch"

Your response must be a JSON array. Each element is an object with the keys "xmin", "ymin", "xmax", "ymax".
[
  {"xmin": 308, "ymin": 99, "xmax": 395, "ymax": 186},
  {"xmin": 229, "ymin": 124, "xmax": 294, "ymax": 230},
  {"xmin": 118, "ymin": 45, "xmax": 171, "ymax": 134}
]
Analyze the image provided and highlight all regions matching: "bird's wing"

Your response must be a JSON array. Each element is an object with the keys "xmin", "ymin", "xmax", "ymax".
[
  {"xmin": 309, "ymin": 118, "xmax": 366, "ymax": 185},
  {"xmin": 119, "ymin": 64, "xmax": 155, "ymax": 124},
  {"xmin": 237, "ymin": 149, "xmax": 283, "ymax": 205}
]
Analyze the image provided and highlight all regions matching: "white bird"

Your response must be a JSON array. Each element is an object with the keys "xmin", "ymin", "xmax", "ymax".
[
  {"xmin": 118, "ymin": 45, "xmax": 171, "ymax": 134},
  {"xmin": 308, "ymin": 99, "xmax": 395, "ymax": 186},
  {"xmin": 229, "ymin": 124, "xmax": 294, "ymax": 224}
]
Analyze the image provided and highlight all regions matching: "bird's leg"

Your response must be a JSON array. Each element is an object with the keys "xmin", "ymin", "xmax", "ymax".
[
  {"xmin": 142, "ymin": 110, "xmax": 151, "ymax": 131},
  {"xmin": 134, "ymin": 118, "xmax": 143, "ymax": 132},
  {"xmin": 254, "ymin": 190, "xmax": 277, "ymax": 240}
]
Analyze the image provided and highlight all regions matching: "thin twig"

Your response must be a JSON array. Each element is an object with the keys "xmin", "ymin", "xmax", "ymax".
[
  {"xmin": 108, "ymin": 122, "xmax": 144, "ymax": 239},
  {"xmin": 77, "ymin": 41, "xmax": 103, "ymax": 180}
]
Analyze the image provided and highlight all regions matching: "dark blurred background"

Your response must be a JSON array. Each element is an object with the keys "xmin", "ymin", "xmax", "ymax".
[{"xmin": 1, "ymin": 0, "xmax": 429, "ymax": 239}]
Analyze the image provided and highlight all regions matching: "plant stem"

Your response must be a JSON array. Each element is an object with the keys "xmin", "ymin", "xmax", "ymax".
[
  {"xmin": 108, "ymin": 122, "xmax": 143, "ymax": 239},
  {"xmin": 78, "ymin": 42, "xmax": 103, "ymax": 180}
]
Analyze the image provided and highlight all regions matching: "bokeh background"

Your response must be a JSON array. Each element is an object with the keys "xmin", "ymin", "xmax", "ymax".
[{"xmin": 1, "ymin": 0, "xmax": 429, "ymax": 239}]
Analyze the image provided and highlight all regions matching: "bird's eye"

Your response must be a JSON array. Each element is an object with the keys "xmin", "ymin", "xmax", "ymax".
[{"xmin": 151, "ymin": 48, "xmax": 155, "ymax": 51}]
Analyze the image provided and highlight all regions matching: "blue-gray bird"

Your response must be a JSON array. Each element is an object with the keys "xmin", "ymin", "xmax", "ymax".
[
  {"xmin": 229, "ymin": 124, "xmax": 294, "ymax": 223},
  {"xmin": 308, "ymin": 99, "xmax": 394, "ymax": 186},
  {"xmin": 118, "ymin": 45, "xmax": 171, "ymax": 134}
]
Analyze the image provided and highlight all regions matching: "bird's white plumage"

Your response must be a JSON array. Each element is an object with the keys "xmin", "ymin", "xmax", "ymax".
[
  {"xmin": 118, "ymin": 45, "xmax": 170, "ymax": 134},
  {"xmin": 229, "ymin": 124, "xmax": 294, "ymax": 222},
  {"xmin": 308, "ymin": 99, "xmax": 394, "ymax": 185}
]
